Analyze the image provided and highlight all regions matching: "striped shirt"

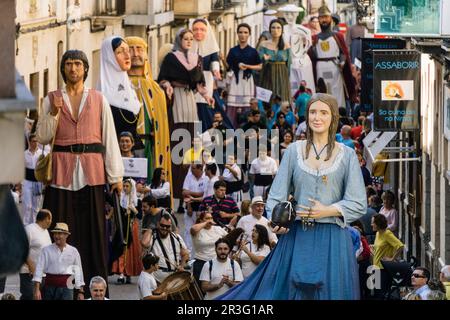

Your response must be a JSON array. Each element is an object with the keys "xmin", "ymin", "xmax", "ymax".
[{"xmin": 199, "ymin": 195, "xmax": 239, "ymax": 225}]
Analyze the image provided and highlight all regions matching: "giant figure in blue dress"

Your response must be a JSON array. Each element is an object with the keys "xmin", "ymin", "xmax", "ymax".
[{"xmin": 218, "ymin": 93, "xmax": 367, "ymax": 300}]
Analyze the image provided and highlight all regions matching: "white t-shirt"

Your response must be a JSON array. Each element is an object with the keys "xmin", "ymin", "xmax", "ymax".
[
  {"xmin": 222, "ymin": 164, "xmax": 242, "ymax": 182},
  {"xmin": 20, "ymin": 223, "xmax": 52, "ymax": 274},
  {"xmin": 199, "ymin": 257, "xmax": 244, "ymax": 300},
  {"xmin": 203, "ymin": 175, "xmax": 219, "ymax": 198},
  {"xmin": 238, "ymin": 243, "xmax": 270, "ymax": 278},
  {"xmin": 138, "ymin": 271, "xmax": 158, "ymax": 299},
  {"xmin": 183, "ymin": 174, "xmax": 208, "ymax": 194},
  {"xmin": 236, "ymin": 214, "xmax": 278, "ymax": 244},
  {"xmin": 192, "ymin": 226, "xmax": 228, "ymax": 261},
  {"xmin": 249, "ymin": 157, "xmax": 278, "ymax": 175},
  {"xmin": 149, "ymin": 232, "xmax": 189, "ymax": 283}
]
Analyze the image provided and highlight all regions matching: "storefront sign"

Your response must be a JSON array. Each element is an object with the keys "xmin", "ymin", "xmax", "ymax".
[
  {"xmin": 373, "ymin": 50, "xmax": 420, "ymax": 131},
  {"xmin": 360, "ymin": 38, "xmax": 405, "ymax": 112}
]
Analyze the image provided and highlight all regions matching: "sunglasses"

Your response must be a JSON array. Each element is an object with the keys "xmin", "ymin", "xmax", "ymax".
[
  {"xmin": 411, "ymin": 273, "xmax": 426, "ymax": 278},
  {"xmin": 159, "ymin": 224, "xmax": 171, "ymax": 229}
]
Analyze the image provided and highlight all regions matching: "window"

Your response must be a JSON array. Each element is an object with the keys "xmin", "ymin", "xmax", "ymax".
[{"xmin": 29, "ymin": 72, "xmax": 40, "ymax": 110}]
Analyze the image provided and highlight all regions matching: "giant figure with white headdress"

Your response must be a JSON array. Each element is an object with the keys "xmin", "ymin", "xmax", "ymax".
[{"xmin": 279, "ymin": 4, "xmax": 316, "ymax": 96}]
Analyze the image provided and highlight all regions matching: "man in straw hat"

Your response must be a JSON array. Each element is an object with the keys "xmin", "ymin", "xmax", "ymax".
[
  {"xmin": 33, "ymin": 223, "xmax": 85, "ymax": 300},
  {"xmin": 308, "ymin": 2, "xmax": 355, "ymax": 109}
]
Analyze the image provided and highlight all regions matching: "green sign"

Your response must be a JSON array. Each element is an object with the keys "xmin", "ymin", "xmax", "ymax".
[{"xmin": 375, "ymin": 0, "xmax": 441, "ymax": 36}]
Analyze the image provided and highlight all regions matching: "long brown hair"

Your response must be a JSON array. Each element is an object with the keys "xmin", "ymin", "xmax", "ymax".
[{"xmin": 305, "ymin": 93, "xmax": 340, "ymax": 161}]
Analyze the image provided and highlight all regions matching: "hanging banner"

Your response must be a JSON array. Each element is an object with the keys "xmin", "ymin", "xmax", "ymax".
[
  {"xmin": 373, "ymin": 50, "xmax": 420, "ymax": 131},
  {"xmin": 360, "ymin": 38, "xmax": 406, "ymax": 112}
]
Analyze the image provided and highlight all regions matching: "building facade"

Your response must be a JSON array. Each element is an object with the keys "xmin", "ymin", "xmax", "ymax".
[{"xmin": 15, "ymin": 0, "xmax": 263, "ymax": 115}]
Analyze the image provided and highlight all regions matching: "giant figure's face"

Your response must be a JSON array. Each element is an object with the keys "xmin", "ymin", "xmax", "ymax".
[
  {"xmin": 64, "ymin": 59, "xmax": 85, "ymax": 84},
  {"xmin": 114, "ymin": 42, "xmax": 131, "ymax": 71},
  {"xmin": 270, "ymin": 21, "xmax": 283, "ymax": 39},
  {"xmin": 192, "ymin": 21, "xmax": 207, "ymax": 42},
  {"xmin": 237, "ymin": 26, "xmax": 250, "ymax": 44},
  {"xmin": 307, "ymin": 100, "xmax": 332, "ymax": 135},
  {"xmin": 129, "ymin": 44, "xmax": 146, "ymax": 68},
  {"xmin": 181, "ymin": 32, "xmax": 194, "ymax": 50},
  {"xmin": 283, "ymin": 11, "xmax": 298, "ymax": 25},
  {"xmin": 319, "ymin": 15, "xmax": 332, "ymax": 32}
]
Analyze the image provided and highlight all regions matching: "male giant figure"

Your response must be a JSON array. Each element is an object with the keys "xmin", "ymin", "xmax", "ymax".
[
  {"xmin": 125, "ymin": 37, "xmax": 173, "ymax": 194},
  {"xmin": 308, "ymin": 4, "xmax": 355, "ymax": 108},
  {"xmin": 36, "ymin": 50, "xmax": 124, "ymax": 292}
]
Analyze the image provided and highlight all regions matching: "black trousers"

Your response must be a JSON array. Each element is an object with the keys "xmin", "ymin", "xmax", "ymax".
[{"xmin": 43, "ymin": 185, "xmax": 108, "ymax": 299}]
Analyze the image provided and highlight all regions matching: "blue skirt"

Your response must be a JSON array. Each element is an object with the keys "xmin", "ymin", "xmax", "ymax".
[{"xmin": 217, "ymin": 221, "xmax": 360, "ymax": 300}]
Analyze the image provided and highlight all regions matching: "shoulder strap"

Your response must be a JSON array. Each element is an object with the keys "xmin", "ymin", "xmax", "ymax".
[
  {"xmin": 153, "ymin": 233, "xmax": 172, "ymax": 271},
  {"xmin": 230, "ymin": 259, "xmax": 235, "ymax": 281},
  {"xmin": 209, "ymin": 260, "xmax": 213, "ymax": 279}
]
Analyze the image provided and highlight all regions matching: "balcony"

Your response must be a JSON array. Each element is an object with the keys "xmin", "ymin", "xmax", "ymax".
[{"xmin": 124, "ymin": 0, "xmax": 174, "ymax": 26}]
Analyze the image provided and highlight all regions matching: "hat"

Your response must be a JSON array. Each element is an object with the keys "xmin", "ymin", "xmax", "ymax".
[
  {"xmin": 279, "ymin": 4, "xmax": 304, "ymax": 13},
  {"xmin": 318, "ymin": 5, "xmax": 332, "ymax": 17},
  {"xmin": 51, "ymin": 223, "xmax": 71, "ymax": 235},
  {"xmin": 251, "ymin": 196, "xmax": 265, "ymax": 206}
]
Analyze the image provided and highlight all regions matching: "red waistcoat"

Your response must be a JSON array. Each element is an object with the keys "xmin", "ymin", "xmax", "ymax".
[{"xmin": 49, "ymin": 89, "xmax": 106, "ymax": 187}]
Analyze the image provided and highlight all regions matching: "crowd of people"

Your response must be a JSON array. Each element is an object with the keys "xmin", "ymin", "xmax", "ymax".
[{"xmin": 2, "ymin": 4, "xmax": 449, "ymax": 301}]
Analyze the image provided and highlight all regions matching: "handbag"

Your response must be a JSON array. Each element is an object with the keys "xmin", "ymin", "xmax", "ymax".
[{"xmin": 34, "ymin": 93, "xmax": 61, "ymax": 184}]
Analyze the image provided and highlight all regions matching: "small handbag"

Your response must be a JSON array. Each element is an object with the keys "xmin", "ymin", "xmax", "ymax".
[{"xmin": 34, "ymin": 94, "xmax": 61, "ymax": 184}]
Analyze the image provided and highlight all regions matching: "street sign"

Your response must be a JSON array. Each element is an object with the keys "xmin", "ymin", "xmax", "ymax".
[
  {"xmin": 372, "ymin": 50, "xmax": 421, "ymax": 131},
  {"xmin": 360, "ymin": 38, "xmax": 406, "ymax": 112}
]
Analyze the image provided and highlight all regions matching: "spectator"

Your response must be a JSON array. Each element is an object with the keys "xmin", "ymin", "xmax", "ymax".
[
  {"xmin": 350, "ymin": 116, "xmax": 365, "ymax": 141},
  {"xmin": 20, "ymin": 209, "xmax": 52, "ymax": 300},
  {"xmin": 138, "ymin": 254, "xmax": 167, "ymax": 300},
  {"xmin": 279, "ymin": 130, "xmax": 294, "ymax": 161},
  {"xmin": 440, "ymin": 265, "xmax": 450, "ymax": 300},
  {"xmin": 404, "ymin": 267, "xmax": 431, "ymax": 300},
  {"xmin": 203, "ymin": 163, "xmax": 220, "ymax": 198},
  {"xmin": 249, "ymin": 147, "xmax": 278, "ymax": 199},
  {"xmin": 379, "ymin": 191, "xmax": 398, "ymax": 234},
  {"xmin": 33, "ymin": 223, "xmax": 85, "ymax": 300},
  {"xmin": 200, "ymin": 239, "xmax": 244, "ymax": 300},
  {"xmin": 356, "ymin": 151, "xmax": 372, "ymax": 187},
  {"xmin": 88, "ymin": 276, "xmax": 109, "ymax": 300},
  {"xmin": 182, "ymin": 164, "xmax": 208, "ymax": 253},
  {"xmin": 234, "ymin": 224, "xmax": 271, "ymax": 279},
  {"xmin": 191, "ymin": 211, "xmax": 228, "ymax": 286},
  {"xmin": 221, "ymin": 154, "xmax": 244, "ymax": 204},
  {"xmin": 371, "ymin": 214, "xmax": 404, "ymax": 298},
  {"xmin": 336, "ymin": 125, "xmax": 355, "ymax": 149},
  {"xmin": 146, "ymin": 168, "xmax": 171, "ymax": 210},
  {"xmin": 1, "ymin": 293, "xmax": 16, "ymax": 300},
  {"xmin": 236, "ymin": 196, "xmax": 277, "ymax": 247},
  {"xmin": 294, "ymin": 85, "xmax": 311, "ymax": 124},
  {"xmin": 22, "ymin": 133, "xmax": 45, "ymax": 225},
  {"xmin": 229, "ymin": 199, "xmax": 252, "ymax": 228},
  {"xmin": 272, "ymin": 112, "xmax": 292, "ymax": 142},
  {"xmin": 141, "ymin": 213, "xmax": 190, "ymax": 283},
  {"xmin": 242, "ymin": 98, "xmax": 267, "ymax": 127},
  {"xmin": 199, "ymin": 180, "xmax": 240, "ymax": 227},
  {"xmin": 426, "ymin": 279, "xmax": 447, "ymax": 300},
  {"xmin": 112, "ymin": 179, "xmax": 143, "ymax": 285},
  {"xmin": 270, "ymin": 101, "xmax": 296, "ymax": 131},
  {"xmin": 368, "ymin": 194, "xmax": 383, "ymax": 213}
]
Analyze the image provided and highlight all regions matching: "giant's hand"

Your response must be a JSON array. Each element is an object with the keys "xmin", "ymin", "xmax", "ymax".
[
  {"xmin": 110, "ymin": 181, "xmax": 123, "ymax": 195},
  {"xmin": 297, "ymin": 198, "xmax": 333, "ymax": 219}
]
